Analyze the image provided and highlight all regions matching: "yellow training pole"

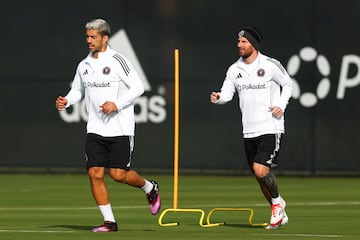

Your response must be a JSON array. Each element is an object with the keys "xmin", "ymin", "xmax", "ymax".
[
  {"xmin": 173, "ymin": 48, "xmax": 180, "ymax": 209},
  {"xmin": 158, "ymin": 49, "xmax": 215, "ymax": 227}
]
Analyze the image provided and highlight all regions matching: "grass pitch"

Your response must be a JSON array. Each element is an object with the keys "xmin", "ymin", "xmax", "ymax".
[{"xmin": 0, "ymin": 174, "xmax": 359, "ymax": 240}]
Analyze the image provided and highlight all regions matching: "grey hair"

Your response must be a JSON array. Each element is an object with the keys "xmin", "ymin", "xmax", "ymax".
[{"xmin": 85, "ymin": 19, "xmax": 111, "ymax": 36}]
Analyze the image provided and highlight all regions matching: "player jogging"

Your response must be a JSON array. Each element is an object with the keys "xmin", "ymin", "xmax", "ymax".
[
  {"xmin": 210, "ymin": 27, "xmax": 293, "ymax": 229},
  {"xmin": 55, "ymin": 18, "xmax": 161, "ymax": 232}
]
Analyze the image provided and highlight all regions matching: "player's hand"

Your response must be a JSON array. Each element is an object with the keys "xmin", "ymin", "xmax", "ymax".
[
  {"xmin": 55, "ymin": 96, "xmax": 68, "ymax": 110},
  {"xmin": 100, "ymin": 101, "xmax": 118, "ymax": 115},
  {"xmin": 210, "ymin": 92, "xmax": 220, "ymax": 103},
  {"xmin": 269, "ymin": 106, "xmax": 283, "ymax": 118}
]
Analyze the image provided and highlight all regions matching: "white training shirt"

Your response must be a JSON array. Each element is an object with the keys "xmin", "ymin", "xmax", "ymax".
[
  {"xmin": 65, "ymin": 46, "xmax": 144, "ymax": 137},
  {"xmin": 215, "ymin": 52, "xmax": 293, "ymax": 138}
]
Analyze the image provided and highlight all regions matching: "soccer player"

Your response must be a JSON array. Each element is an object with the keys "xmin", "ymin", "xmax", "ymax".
[
  {"xmin": 55, "ymin": 19, "xmax": 161, "ymax": 232},
  {"xmin": 210, "ymin": 27, "xmax": 292, "ymax": 229}
]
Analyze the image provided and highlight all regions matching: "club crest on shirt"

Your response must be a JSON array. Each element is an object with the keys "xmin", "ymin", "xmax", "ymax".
[
  {"xmin": 103, "ymin": 66, "xmax": 111, "ymax": 75},
  {"xmin": 257, "ymin": 68, "xmax": 265, "ymax": 77}
]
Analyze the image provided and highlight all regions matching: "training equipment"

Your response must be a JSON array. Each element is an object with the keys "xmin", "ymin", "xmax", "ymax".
[
  {"xmin": 206, "ymin": 208, "xmax": 268, "ymax": 227},
  {"xmin": 157, "ymin": 49, "xmax": 266, "ymax": 228},
  {"xmin": 157, "ymin": 49, "xmax": 214, "ymax": 227}
]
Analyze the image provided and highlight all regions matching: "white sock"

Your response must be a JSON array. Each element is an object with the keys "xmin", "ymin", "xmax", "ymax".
[
  {"xmin": 271, "ymin": 196, "xmax": 281, "ymax": 205},
  {"xmin": 141, "ymin": 180, "xmax": 153, "ymax": 194},
  {"xmin": 98, "ymin": 203, "xmax": 116, "ymax": 223}
]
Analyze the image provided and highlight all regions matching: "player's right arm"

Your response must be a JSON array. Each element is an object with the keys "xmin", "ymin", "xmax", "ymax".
[
  {"xmin": 57, "ymin": 64, "xmax": 85, "ymax": 110},
  {"xmin": 210, "ymin": 92, "xmax": 220, "ymax": 103},
  {"xmin": 210, "ymin": 66, "xmax": 236, "ymax": 104}
]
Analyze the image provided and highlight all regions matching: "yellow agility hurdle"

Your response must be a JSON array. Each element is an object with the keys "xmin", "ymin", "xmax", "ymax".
[
  {"xmin": 158, "ymin": 208, "xmax": 209, "ymax": 227},
  {"xmin": 206, "ymin": 207, "xmax": 268, "ymax": 227}
]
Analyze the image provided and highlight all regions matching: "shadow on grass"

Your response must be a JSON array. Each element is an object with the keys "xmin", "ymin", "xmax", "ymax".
[
  {"xmin": 44, "ymin": 225, "xmax": 156, "ymax": 232},
  {"xmin": 222, "ymin": 223, "xmax": 265, "ymax": 229},
  {"xmin": 44, "ymin": 225, "xmax": 94, "ymax": 231}
]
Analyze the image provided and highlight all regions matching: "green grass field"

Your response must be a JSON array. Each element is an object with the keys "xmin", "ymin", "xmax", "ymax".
[{"xmin": 0, "ymin": 174, "xmax": 359, "ymax": 240}]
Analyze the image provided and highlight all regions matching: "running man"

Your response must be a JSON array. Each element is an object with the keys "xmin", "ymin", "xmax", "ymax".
[
  {"xmin": 210, "ymin": 27, "xmax": 293, "ymax": 229},
  {"xmin": 55, "ymin": 19, "xmax": 160, "ymax": 232}
]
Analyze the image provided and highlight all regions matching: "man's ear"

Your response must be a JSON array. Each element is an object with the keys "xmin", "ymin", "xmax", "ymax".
[{"xmin": 103, "ymin": 35, "xmax": 109, "ymax": 43}]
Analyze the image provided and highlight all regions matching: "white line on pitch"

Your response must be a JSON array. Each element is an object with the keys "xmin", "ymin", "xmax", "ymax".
[
  {"xmin": 0, "ymin": 230, "xmax": 74, "ymax": 233},
  {"xmin": 254, "ymin": 233, "xmax": 343, "ymax": 238},
  {"xmin": 184, "ymin": 201, "xmax": 360, "ymax": 208}
]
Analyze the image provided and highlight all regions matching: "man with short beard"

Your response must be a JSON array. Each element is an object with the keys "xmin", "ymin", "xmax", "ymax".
[{"xmin": 210, "ymin": 27, "xmax": 293, "ymax": 230}]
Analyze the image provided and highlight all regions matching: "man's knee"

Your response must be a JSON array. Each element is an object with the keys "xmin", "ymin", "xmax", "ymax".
[
  {"xmin": 109, "ymin": 169, "xmax": 127, "ymax": 183},
  {"xmin": 88, "ymin": 167, "xmax": 105, "ymax": 180},
  {"xmin": 253, "ymin": 162, "xmax": 269, "ymax": 178}
]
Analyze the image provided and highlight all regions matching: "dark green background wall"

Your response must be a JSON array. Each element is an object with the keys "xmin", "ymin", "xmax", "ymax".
[{"xmin": 1, "ymin": 0, "xmax": 359, "ymax": 175}]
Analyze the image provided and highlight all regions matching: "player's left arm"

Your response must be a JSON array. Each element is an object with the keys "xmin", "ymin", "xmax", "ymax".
[
  {"xmin": 277, "ymin": 71, "xmax": 293, "ymax": 112},
  {"xmin": 269, "ymin": 58, "xmax": 294, "ymax": 112},
  {"xmin": 114, "ymin": 56, "xmax": 145, "ymax": 111}
]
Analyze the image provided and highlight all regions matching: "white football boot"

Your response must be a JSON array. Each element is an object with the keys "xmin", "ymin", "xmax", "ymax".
[{"xmin": 265, "ymin": 198, "xmax": 286, "ymax": 230}]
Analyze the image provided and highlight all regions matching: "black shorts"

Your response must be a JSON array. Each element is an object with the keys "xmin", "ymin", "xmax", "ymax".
[
  {"xmin": 85, "ymin": 133, "xmax": 134, "ymax": 170},
  {"xmin": 244, "ymin": 133, "xmax": 283, "ymax": 171}
]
